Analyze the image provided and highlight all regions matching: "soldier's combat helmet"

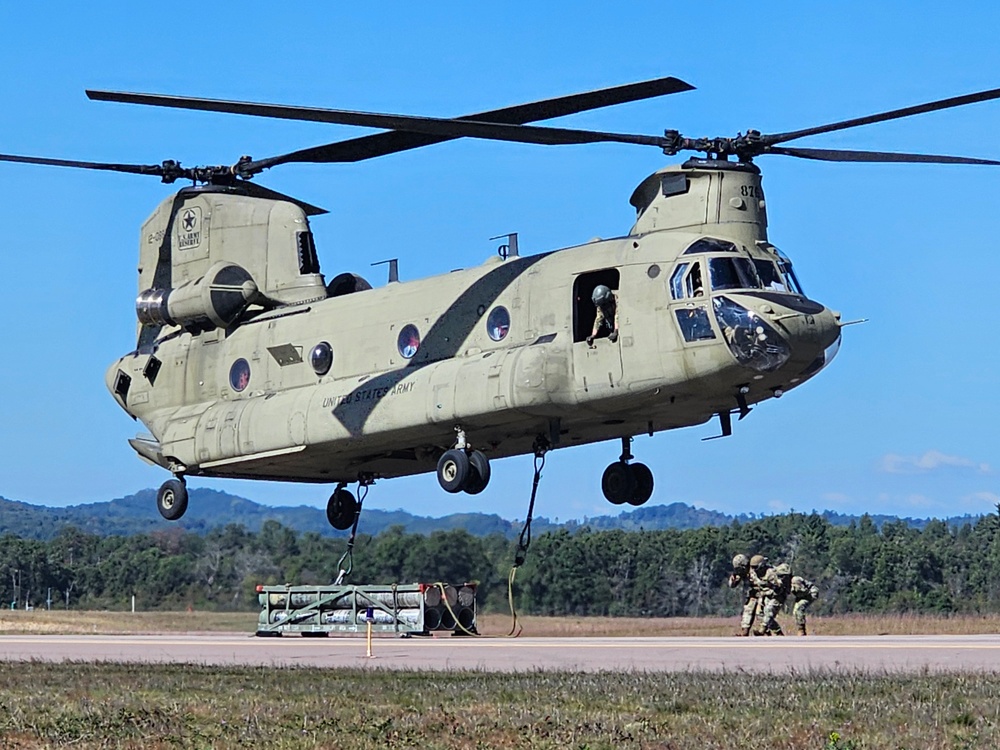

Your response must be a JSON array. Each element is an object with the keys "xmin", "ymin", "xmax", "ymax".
[
  {"xmin": 592, "ymin": 284, "xmax": 613, "ymax": 307},
  {"xmin": 749, "ymin": 554, "xmax": 768, "ymax": 569},
  {"xmin": 732, "ymin": 553, "xmax": 749, "ymax": 570},
  {"xmin": 775, "ymin": 563, "xmax": 791, "ymax": 576}
]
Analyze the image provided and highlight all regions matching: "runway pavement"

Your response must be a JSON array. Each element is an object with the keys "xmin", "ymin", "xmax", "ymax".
[{"xmin": 3, "ymin": 633, "xmax": 1000, "ymax": 671}]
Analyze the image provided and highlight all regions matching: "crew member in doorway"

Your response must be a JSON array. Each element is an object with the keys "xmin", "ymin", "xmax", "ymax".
[{"xmin": 587, "ymin": 285, "xmax": 619, "ymax": 347}]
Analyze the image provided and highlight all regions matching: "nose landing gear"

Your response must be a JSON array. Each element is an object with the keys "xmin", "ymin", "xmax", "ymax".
[
  {"xmin": 436, "ymin": 427, "xmax": 492, "ymax": 495},
  {"xmin": 601, "ymin": 437, "xmax": 654, "ymax": 506}
]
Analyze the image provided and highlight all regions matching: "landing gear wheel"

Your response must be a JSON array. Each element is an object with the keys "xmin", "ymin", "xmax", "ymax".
[
  {"xmin": 326, "ymin": 487, "xmax": 358, "ymax": 530},
  {"xmin": 463, "ymin": 450, "xmax": 492, "ymax": 495},
  {"xmin": 437, "ymin": 449, "xmax": 471, "ymax": 493},
  {"xmin": 601, "ymin": 462, "xmax": 636, "ymax": 505},
  {"xmin": 627, "ymin": 462, "xmax": 654, "ymax": 506},
  {"xmin": 157, "ymin": 478, "xmax": 188, "ymax": 521}
]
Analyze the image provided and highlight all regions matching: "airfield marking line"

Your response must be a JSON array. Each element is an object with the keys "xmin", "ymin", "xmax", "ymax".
[
  {"xmin": 5, "ymin": 636, "xmax": 1000, "ymax": 651},
  {"xmin": 487, "ymin": 644, "xmax": 1000, "ymax": 650}
]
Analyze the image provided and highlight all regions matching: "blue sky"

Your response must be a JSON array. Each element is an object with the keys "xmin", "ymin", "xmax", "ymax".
[{"xmin": 0, "ymin": 2, "xmax": 997, "ymax": 522}]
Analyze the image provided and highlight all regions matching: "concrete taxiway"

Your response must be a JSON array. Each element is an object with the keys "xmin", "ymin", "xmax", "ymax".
[{"xmin": 2, "ymin": 633, "xmax": 1000, "ymax": 671}]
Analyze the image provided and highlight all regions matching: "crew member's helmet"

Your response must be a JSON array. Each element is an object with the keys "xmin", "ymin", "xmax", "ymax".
[
  {"xmin": 750, "ymin": 554, "xmax": 768, "ymax": 569},
  {"xmin": 775, "ymin": 563, "xmax": 791, "ymax": 576},
  {"xmin": 592, "ymin": 285, "xmax": 613, "ymax": 306},
  {"xmin": 732, "ymin": 554, "xmax": 749, "ymax": 570}
]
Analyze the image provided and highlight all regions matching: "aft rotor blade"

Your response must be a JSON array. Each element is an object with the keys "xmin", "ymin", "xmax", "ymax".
[
  {"xmin": 765, "ymin": 87, "xmax": 1000, "ymax": 145},
  {"xmin": 0, "ymin": 152, "xmax": 165, "ymax": 176},
  {"xmin": 766, "ymin": 145, "xmax": 1000, "ymax": 165}
]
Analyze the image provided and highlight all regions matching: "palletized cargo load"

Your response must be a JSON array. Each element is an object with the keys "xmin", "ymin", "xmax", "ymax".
[{"xmin": 255, "ymin": 582, "xmax": 477, "ymax": 637}]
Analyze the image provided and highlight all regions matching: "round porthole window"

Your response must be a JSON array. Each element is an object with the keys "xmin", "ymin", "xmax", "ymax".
[
  {"xmin": 310, "ymin": 341, "xmax": 333, "ymax": 376},
  {"xmin": 486, "ymin": 306, "xmax": 510, "ymax": 341},
  {"xmin": 397, "ymin": 324, "xmax": 420, "ymax": 359},
  {"xmin": 229, "ymin": 358, "xmax": 250, "ymax": 392}
]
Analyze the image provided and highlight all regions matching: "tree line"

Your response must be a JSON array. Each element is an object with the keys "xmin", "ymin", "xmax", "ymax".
[{"xmin": 1, "ymin": 511, "xmax": 999, "ymax": 615}]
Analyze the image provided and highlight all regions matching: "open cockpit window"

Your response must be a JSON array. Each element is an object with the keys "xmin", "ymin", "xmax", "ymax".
[{"xmin": 669, "ymin": 261, "xmax": 705, "ymax": 300}]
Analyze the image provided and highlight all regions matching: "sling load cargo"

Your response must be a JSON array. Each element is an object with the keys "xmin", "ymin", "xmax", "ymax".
[{"xmin": 255, "ymin": 582, "xmax": 477, "ymax": 637}]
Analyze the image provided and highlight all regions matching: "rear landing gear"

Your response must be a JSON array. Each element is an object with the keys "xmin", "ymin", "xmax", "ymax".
[
  {"xmin": 326, "ymin": 474, "xmax": 374, "ymax": 531},
  {"xmin": 435, "ymin": 427, "xmax": 492, "ymax": 495},
  {"xmin": 156, "ymin": 477, "xmax": 188, "ymax": 521},
  {"xmin": 601, "ymin": 437, "xmax": 654, "ymax": 506},
  {"xmin": 326, "ymin": 484, "xmax": 359, "ymax": 530}
]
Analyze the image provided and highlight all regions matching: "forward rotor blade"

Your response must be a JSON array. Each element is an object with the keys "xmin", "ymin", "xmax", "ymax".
[
  {"xmin": 86, "ymin": 92, "xmax": 667, "ymax": 150},
  {"xmin": 765, "ymin": 87, "xmax": 1000, "ymax": 145},
  {"xmin": 88, "ymin": 77, "xmax": 694, "ymax": 171},
  {"xmin": 766, "ymin": 145, "xmax": 1000, "ymax": 165},
  {"xmin": 0, "ymin": 152, "xmax": 165, "ymax": 176}
]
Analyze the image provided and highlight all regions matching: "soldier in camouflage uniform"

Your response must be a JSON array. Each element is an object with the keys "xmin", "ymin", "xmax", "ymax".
[
  {"xmin": 790, "ymin": 575, "xmax": 819, "ymax": 635},
  {"xmin": 751, "ymin": 555, "xmax": 786, "ymax": 636},
  {"xmin": 727, "ymin": 553, "xmax": 757, "ymax": 636}
]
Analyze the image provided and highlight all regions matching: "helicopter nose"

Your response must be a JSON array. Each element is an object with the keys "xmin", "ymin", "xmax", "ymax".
[
  {"xmin": 772, "ymin": 304, "xmax": 841, "ymax": 363},
  {"xmin": 713, "ymin": 294, "xmax": 840, "ymax": 375}
]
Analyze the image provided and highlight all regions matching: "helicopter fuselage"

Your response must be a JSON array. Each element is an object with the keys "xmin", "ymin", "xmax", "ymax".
[{"xmin": 106, "ymin": 161, "xmax": 841, "ymax": 488}]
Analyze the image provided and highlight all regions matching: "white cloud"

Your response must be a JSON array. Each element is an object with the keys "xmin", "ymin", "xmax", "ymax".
[
  {"xmin": 822, "ymin": 492, "xmax": 851, "ymax": 504},
  {"xmin": 905, "ymin": 494, "xmax": 933, "ymax": 508},
  {"xmin": 965, "ymin": 491, "xmax": 1000, "ymax": 505},
  {"xmin": 880, "ymin": 450, "xmax": 992, "ymax": 475}
]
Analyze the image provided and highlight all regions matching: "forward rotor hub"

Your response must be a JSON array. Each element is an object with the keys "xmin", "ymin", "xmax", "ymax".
[{"xmin": 662, "ymin": 129, "xmax": 766, "ymax": 162}]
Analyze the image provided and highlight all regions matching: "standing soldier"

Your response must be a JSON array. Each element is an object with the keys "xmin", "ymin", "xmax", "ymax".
[
  {"xmin": 750, "ymin": 555, "xmax": 785, "ymax": 636},
  {"xmin": 728, "ymin": 553, "xmax": 757, "ymax": 636},
  {"xmin": 790, "ymin": 575, "xmax": 820, "ymax": 636}
]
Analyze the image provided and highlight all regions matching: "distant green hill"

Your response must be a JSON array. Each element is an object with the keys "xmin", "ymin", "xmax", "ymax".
[{"xmin": 0, "ymin": 489, "xmax": 985, "ymax": 541}]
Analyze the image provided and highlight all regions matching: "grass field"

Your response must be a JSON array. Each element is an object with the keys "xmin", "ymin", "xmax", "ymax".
[
  {"xmin": 3, "ymin": 609, "xmax": 1000, "ymax": 637},
  {"xmin": 2, "ymin": 612, "xmax": 1000, "ymax": 747},
  {"xmin": 0, "ymin": 662, "xmax": 998, "ymax": 749}
]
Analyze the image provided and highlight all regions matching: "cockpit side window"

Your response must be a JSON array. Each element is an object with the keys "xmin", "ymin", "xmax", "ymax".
[
  {"xmin": 675, "ymin": 307, "xmax": 716, "ymax": 341},
  {"xmin": 669, "ymin": 261, "xmax": 705, "ymax": 300},
  {"xmin": 669, "ymin": 263, "xmax": 688, "ymax": 300},
  {"xmin": 687, "ymin": 262, "xmax": 704, "ymax": 297}
]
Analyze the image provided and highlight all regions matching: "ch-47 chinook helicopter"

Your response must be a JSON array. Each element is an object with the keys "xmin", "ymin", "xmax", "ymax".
[{"xmin": 3, "ymin": 77, "xmax": 1000, "ymax": 530}]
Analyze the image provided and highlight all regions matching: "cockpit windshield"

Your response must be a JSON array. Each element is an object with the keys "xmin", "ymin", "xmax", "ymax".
[
  {"xmin": 709, "ymin": 257, "xmax": 762, "ymax": 291},
  {"xmin": 753, "ymin": 259, "xmax": 792, "ymax": 293},
  {"xmin": 776, "ymin": 258, "xmax": 804, "ymax": 295},
  {"xmin": 676, "ymin": 238, "xmax": 805, "ymax": 296}
]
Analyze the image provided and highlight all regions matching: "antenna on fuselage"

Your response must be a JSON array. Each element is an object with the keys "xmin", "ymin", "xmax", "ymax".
[
  {"xmin": 372, "ymin": 258, "xmax": 399, "ymax": 283},
  {"xmin": 490, "ymin": 232, "xmax": 519, "ymax": 259}
]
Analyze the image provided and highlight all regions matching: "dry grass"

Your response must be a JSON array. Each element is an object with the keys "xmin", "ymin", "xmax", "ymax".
[
  {"xmin": 0, "ymin": 610, "xmax": 249, "ymax": 635},
  {"xmin": 4, "ymin": 609, "xmax": 1000, "ymax": 638},
  {"xmin": 0, "ymin": 662, "xmax": 998, "ymax": 749},
  {"xmin": 479, "ymin": 612, "xmax": 1000, "ymax": 637}
]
